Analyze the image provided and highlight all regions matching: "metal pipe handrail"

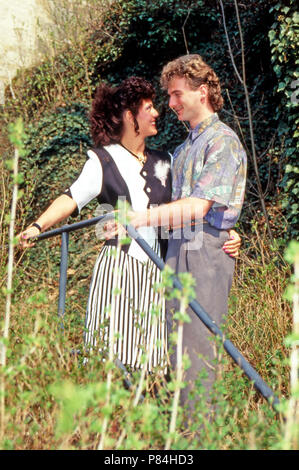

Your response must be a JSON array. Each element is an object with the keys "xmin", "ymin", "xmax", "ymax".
[
  {"xmin": 37, "ymin": 213, "xmax": 115, "ymax": 241},
  {"xmin": 36, "ymin": 214, "xmax": 281, "ymax": 411}
]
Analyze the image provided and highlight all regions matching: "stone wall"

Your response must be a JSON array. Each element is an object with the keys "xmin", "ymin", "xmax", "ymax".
[{"xmin": 0, "ymin": 0, "xmax": 51, "ymax": 104}]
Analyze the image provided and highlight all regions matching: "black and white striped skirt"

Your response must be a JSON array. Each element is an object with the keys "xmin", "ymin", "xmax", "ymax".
[{"xmin": 84, "ymin": 243, "xmax": 167, "ymax": 372}]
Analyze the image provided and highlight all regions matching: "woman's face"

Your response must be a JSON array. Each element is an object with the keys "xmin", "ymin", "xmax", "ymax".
[{"xmin": 135, "ymin": 99, "xmax": 159, "ymax": 138}]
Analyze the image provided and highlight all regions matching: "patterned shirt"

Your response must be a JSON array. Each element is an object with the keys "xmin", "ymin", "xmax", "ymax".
[{"xmin": 171, "ymin": 113, "xmax": 247, "ymax": 229}]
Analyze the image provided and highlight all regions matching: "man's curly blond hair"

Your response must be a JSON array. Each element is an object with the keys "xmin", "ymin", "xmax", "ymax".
[{"xmin": 160, "ymin": 54, "xmax": 224, "ymax": 112}]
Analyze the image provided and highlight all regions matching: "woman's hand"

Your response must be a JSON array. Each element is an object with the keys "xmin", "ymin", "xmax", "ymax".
[
  {"xmin": 103, "ymin": 217, "xmax": 127, "ymax": 241},
  {"xmin": 223, "ymin": 229, "xmax": 241, "ymax": 258},
  {"xmin": 17, "ymin": 225, "xmax": 41, "ymax": 249}
]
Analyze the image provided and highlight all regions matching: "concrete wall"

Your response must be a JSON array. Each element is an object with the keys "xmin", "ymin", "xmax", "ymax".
[{"xmin": 0, "ymin": 0, "xmax": 51, "ymax": 104}]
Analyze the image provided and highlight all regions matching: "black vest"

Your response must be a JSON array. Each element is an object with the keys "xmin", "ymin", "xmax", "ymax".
[{"xmin": 92, "ymin": 146, "xmax": 172, "ymax": 260}]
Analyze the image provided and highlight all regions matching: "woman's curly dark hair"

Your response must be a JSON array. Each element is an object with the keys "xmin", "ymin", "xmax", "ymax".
[{"xmin": 90, "ymin": 76, "xmax": 156, "ymax": 146}]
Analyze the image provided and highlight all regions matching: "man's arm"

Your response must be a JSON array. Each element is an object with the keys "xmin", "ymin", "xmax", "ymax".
[
  {"xmin": 104, "ymin": 197, "xmax": 241, "ymax": 258},
  {"xmin": 130, "ymin": 197, "xmax": 213, "ymax": 229}
]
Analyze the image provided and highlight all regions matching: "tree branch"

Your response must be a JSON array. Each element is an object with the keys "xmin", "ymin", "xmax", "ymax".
[
  {"xmin": 182, "ymin": 8, "xmax": 191, "ymax": 55},
  {"xmin": 218, "ymin": 0, "xmax": 274, "ymax": 243},
  {"xmin": 218, "ymin": 0, "xmax": 243, "ymax": 85}
]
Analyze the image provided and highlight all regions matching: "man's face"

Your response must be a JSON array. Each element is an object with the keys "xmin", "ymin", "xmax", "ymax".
[{"xmin": 167, "ymin": 77, "xmax": 204, "ymax": 128}]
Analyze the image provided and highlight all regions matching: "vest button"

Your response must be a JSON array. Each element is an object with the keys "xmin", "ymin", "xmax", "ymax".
[
  {"xmin": 142, "ymin": 170, "xmax": 147, "ymax": 176},
  {"xmin": 146, "ymin": 187, "xmax": 151, "ymax": 193}
]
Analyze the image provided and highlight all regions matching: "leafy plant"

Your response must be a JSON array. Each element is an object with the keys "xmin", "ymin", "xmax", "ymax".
[
  {"xmin": 19, "ymin": 103, "xmax": 91, "ymax": 223},
  {"xmin": 269, "ymin": 0, "xmax": 299, "ymax": 239}
]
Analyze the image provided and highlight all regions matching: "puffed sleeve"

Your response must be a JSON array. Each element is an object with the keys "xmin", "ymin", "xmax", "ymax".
[{"xmin": 66, "ymin": 150, "xmax": 103, "ymax": 213}]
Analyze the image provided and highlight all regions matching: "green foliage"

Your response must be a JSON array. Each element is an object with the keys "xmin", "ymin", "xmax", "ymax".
[
  {"xmin": 7, "ymin": 118, "xmax": 27, "ymax": 158},
  {"xmin": 269, "ymin": 0, "xmax": 299, "ymax": 239},
  {"xmin": 284, "ymin": 240, "xmax": 299, "ymax": 266},
  {"xmin": 4, "ymin": 42, "xmax": 98, "ymax": 121},
  {"xmin": 20, "ymin": 103, "xmax": 91, "ymax": 221},
  {"xmin": 283, "ymin": 240, "xmax": 299, "ymax": 305},
  {"xmin": 2, "ymin": 0, "xmax": 293, "ymax": 235}
]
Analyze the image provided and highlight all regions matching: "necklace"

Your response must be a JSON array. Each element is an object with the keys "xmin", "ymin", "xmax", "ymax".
[{"xmin": 119, "ymin": 142, "xmax": 147, "ymax": 166}]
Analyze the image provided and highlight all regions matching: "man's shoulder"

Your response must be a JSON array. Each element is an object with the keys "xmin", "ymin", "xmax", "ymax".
[
  {"xmin": 172, "ymin": 140, "xmax": 188, "ymax": 159},
  {"xmin": 210, "ymin": 119, "xmax": 242, "ymax": 144},
  {"xmin": 201, "ymin": 120, "xmax": 247, "ymax": 168},
  {"xmin": 204, "ymin": 119, "xmax": 245, "ymax": 157}
]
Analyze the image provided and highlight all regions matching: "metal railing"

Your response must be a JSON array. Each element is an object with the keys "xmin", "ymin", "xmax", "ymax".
[{"xmin": 36, "ymin": 214, "xmax": 280, "ymax": 411}]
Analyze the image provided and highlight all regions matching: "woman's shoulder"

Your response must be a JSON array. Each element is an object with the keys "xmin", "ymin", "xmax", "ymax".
[{"xmin": 89, "ymin": 145, "xmax": 111, "ymax": 156}]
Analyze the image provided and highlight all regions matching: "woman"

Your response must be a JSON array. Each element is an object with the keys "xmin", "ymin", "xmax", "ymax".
[{"xmin": 19, "ymin": 77, "xmax": 240, "ymax": 372}]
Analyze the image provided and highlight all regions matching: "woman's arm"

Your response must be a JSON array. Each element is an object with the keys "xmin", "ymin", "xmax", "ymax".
[
  {"xmin": 223, "ymin": 229, "xmax": 241, "ymax": 258},
  {"xmin": 18, "ymin": 151, "xmax": 104, "ymax": 248},
  {"xmin": 18, "ymin": 194, "xmax": 77, "ymax": 248}
]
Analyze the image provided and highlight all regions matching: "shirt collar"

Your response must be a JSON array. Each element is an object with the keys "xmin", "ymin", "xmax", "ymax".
[{"xmin": 188, "ymin": 113, "xmax": 219, "ymax": 143}]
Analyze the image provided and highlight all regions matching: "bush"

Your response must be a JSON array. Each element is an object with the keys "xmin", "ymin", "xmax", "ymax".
[
  {"xmin": 19, "ymin": 103, "xmax": 91, "ymax": 223},
  {"xmin": 269, "ymin": 0, "xmax": 299, "ymax": 240}
]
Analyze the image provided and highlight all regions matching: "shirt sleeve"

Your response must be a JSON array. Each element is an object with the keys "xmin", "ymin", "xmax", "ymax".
[
  {"xmin": 67, "ymin": 150, "xmax": 103, "ymax": 212},
  {"xmin": 190, "ymin": 135, "xmax": 243, "ymax": 208}
]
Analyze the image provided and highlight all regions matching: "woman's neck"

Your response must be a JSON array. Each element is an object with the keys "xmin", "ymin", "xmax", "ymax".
[{"xmin": 120, "ymin": 135, "xmax": 146, "ymax": 158}]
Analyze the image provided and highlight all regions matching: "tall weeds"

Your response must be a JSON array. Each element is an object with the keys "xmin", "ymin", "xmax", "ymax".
[
  {"xmin": 98, "ymin": 245, "xmax": 121, "ymax": 450},
  {"xmin": 0, "ymin": 119, "xmax": 25, "ymax": 441},
  {"xmin": 281, "ymin": 241, "xmax": 299, "ymax": 449},
  {"xmin": 0, "ymin": 210, "xmax": 294, "ymax": 449}
]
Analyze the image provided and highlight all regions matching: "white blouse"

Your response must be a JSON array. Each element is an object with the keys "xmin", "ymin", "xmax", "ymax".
[{"xmin": 69, "ymin": 144, "xmax": 159, "ymax": 263}]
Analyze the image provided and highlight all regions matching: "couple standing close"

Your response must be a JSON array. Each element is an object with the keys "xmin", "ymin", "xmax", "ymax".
[{"xmin": 19, "ymin": 55, "xmax": 247, "ymax": 413}]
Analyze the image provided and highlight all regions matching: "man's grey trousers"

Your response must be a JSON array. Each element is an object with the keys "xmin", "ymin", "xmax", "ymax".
[{"xmin": 166, "ymin": 223, "xmax": 235, "ymax": 412}]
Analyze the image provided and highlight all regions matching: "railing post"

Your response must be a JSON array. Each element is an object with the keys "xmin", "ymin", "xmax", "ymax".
[{"xmin": 58, "ymin": 230, "xmax": 69, "ymax": 328}]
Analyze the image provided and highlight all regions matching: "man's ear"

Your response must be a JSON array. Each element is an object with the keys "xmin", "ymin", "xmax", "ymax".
[{"xmin": 199, "ymin": 83, "xmax": 209, "ymax": 98}]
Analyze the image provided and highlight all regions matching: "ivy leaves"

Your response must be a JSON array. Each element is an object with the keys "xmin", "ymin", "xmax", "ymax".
[{"xmin": 269, "ymin": 0, "xmax": 299, "ymax": 239}]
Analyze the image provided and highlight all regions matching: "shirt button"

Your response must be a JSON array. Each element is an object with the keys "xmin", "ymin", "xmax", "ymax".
[
  {"xmin": 146, "ymin": 187, "xmax": 151, "ymax": 193},
  {"xmin": 142, "ymin": 170, "xmax": 147, "ymax": 176}
]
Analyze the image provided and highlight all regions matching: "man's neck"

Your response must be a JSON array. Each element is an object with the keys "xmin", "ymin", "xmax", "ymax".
[
  {"xmin": 189, "ymin": 108, "xmax": 214, "ymax": 130},
  {"xmin": 189, "ymin": 97, "xmax": 215, "ymax": 129}
]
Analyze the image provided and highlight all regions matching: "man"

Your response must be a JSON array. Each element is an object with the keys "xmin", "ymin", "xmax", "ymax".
[
  {"xmin": 160, "ymin": 54, "xmax": 247, "ymax": 415},
  {"xmin": 130, "ymin": 54, "xmax": 247, "ymax": 415}
]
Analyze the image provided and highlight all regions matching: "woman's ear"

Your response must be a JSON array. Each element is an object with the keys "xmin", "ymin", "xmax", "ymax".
[{"xmin": 123, "ymin": 109, "xmax": 134, "ymax": 126}]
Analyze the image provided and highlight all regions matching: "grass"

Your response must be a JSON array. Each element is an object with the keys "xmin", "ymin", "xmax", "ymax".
[{"xmin": 0, "ymin": 212, "xmax": 296, "ymax": 449}]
